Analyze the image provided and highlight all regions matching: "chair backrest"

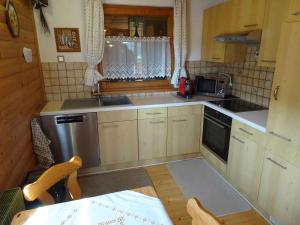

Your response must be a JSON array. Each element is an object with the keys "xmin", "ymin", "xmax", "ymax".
[
  {"xmin": 23, "ymin": 156, "xmax": 82, "ymax": 205},
  {"xmin": 187, "ymin": 198, "xmax": 224, "ymax": 225}
]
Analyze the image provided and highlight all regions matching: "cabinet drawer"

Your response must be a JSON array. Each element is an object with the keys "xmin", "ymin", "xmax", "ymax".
[
  {"xmin": 168, "ymin": 105, "xmax": 202, "ymax": 117},
  {"xmin": 138, "ymin": 107, "xmax": 167, "ymax": 119},
  {"xmin": 232, "ymin": 119, "xmax": 265, "ymax": 143},
  {"xmin": 97, "ymin": 110, "xmax": 137, "ymax": 123}
]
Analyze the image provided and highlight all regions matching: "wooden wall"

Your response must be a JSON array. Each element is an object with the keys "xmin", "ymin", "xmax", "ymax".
[{"xmin": 0, "ymin": 0, "xmax": 45, "ymax": 189}]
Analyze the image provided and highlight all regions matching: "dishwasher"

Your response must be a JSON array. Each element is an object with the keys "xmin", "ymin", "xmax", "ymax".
[{"xmin": 41, "ymin": 113, "xmax": 100, "ymax": 168}]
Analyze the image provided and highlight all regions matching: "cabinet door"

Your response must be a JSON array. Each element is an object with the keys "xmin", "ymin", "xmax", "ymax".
[
  {"xmin": 167, "ymin": 115, "xmax": 201, "ymax": 156},
  {"xmin": 258, "ymin": 0, "xmax": 290, "ymax": 67},
  {"xmin": 99, "ymin": 120, "xmax": 138, "ymax": 165},
  {"xmin": 266, "ymin": 22, "xmax": 300, "ymax": 147},
  {"xmin": 231, "ymin": 0, "xmax": 266, "ymax": 32},
  {"xmin": 138, "ymin": 118, "xmax": 167, "ymax": 160},
  {"xmin": 288, "ymin": 0, "xmax": 300, "ymax": 21},
  {"xmin": 258, "ymin": 152, "xmax": 300, "ymax": 225},
  {"xmin": 227, "ymin": 132, "xmax": 264, "ymax": 202}
]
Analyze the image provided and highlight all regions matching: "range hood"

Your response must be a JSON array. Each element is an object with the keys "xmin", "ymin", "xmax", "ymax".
[{"xmin": 215, "ymin": 30, "xmax": 261, "ymax": 45}]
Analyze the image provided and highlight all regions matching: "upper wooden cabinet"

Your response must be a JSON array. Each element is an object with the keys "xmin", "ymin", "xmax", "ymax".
[
  {"xmin": 266, "ymin": 22, "xmax": 300, "ymax": 148},
  {"xmin": 230, "ymin": 0, "xmax": 266, "ymax": 32},
  {"xmin": 287, "ymin": 0, "xmax": 300, "ymax": 21},
  {"xmin": 258, "ymin": 0, "xmax": 290, "ymax": 67},
  {"xmin": 201, "ymin": 2, "xmax": 247, "ymax": 63}
]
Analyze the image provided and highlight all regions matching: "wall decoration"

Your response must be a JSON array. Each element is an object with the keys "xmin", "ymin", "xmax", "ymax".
[
  {"xmin": 6, "ymin": 0, "xmax": 20, "ymax": 37},
  {"xmin": 54, "ymin": 28, "xmax": 81, "ymax": 52},
  {"xmin": 32, "ymin": 0, "xmax": 50, "ymax": 33}
]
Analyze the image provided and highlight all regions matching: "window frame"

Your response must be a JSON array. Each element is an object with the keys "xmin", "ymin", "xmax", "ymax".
[{"xmin": 99, "ymin": 4, "xmax": 175, "ymax": 94}]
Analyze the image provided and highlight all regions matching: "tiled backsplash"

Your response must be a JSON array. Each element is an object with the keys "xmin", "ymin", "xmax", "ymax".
[
  {"xmin": 42, "ymin": 62, "xmax": 92, "ymax": 101},
  {"xmin": 42, "ymin": 47, "xmax": 274, "ymax": 107},
  {"xmin": 187, "ymin": 47, "xmax": 275, "ymax": 107}
]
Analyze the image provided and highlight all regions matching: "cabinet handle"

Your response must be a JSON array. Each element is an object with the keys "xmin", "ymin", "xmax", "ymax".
[
  {"xmin": 239, "ymin": 128, "xmax": 253, "ymax": 136},
  {"xmin": 102, "ymin": 125, "xmax": 119, "ymax": 129},
  {"xmin": 244, "ymin": 23, "xmax": 258, "ymax": 28},
  {"xmin": 212, "ymin": 57, "xmax": 221, "ymax": 60},
  {"xmin": 267, "ymin": 157, "xmax": 287, "ymax": 170},
  {"xmin": 172, "ymin": 119, "xmax": 187, "ymax": 123},
  {"xmin": 270, "ymin": 131, "xmax": 291, "ymax": 142},
  {"xmin": 260, "ymin": 59, "xmax": 276, "ymax": 63},
  {"xmin": 232, "ymin": 136, "xmax": 245, "ymax": 144},
  {"xmin": 273, "ymin": 85, "xmax": 280, "ymax": 100},
  {"xmin": 146, "ymin": 112, "xmax": 162, "ymax": 115},
  {"xmin": 204, "ymin": 116, "xmax": 225, "ymax": 129},
  {"xmin": 150, "ymin": 121, "xmax": 165, "ymax": 124},
  {"xmin": 292, "ymin": 11, "xmax": 300, "ymax": 16}
]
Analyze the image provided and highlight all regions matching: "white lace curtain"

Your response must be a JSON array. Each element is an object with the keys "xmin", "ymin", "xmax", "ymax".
[
  {"xmin": 102, "ymin": 36, "xmax": 171, "ymax": 80},
  {"xmin": 84, "ymin": 0, "xmax": 105, "ymax": 86},
  {"xmin": 171, "ymin": 0, "xmax": 187, "ymax": 87}
]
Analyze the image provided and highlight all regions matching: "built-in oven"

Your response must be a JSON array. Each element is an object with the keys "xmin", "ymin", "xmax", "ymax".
[{"xmin": 202, "ymin": 106, "xmax": 232, "ymax": 162}]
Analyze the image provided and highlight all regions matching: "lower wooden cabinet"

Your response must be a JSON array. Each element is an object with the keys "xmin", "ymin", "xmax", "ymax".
[
  {"xmin": 138, "ymin": 118, "xmax": 167, "ymax": 160},
  {"xmin": 258, "ymin": 152, "xmax": 300, "ymax": 225},
  {"xmin": 227, "ymin": 130, "xmax": 265, "ymax": 202},
  {"xmin": 99, "ymin": 120, "xmax": 138, "ymax": 165},
  {"xmin": 167, "ymin": 114, "xmax": 201, "ymax": 156}
]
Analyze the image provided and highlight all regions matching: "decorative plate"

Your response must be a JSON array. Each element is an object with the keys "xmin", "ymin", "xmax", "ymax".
[{"xmin": 6, "ymin": 1, "xmax": 20, "ymax": 37}]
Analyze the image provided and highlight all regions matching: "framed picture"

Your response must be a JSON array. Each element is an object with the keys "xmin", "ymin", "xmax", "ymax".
[
  {"xmin": 54, "ymin": 28, "xmax": 81, "ymax": 52},
  {"xmin": 6, "ymin": 1, "xmax": 20, "ymax": 37}
]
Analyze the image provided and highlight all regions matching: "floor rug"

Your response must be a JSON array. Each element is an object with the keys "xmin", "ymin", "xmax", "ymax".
[
  {"xmin": 79, "ymin": 167, "xmax": 153, "ymax": 198},
  {"xmin": 167, "ymin": 158, "xmax": 251, "ymax": 216}
]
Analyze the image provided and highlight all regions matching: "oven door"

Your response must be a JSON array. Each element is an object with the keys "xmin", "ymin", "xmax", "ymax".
[{"xmin": 202, "ymin": 114, "xmax": 231, "ymax": 162}]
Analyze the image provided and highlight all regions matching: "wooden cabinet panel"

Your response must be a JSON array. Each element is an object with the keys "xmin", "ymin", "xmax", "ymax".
[
  {"xmin": 98, "ymin": 110, "xmax": 137, "ymax": 123},
  {"xmin": 168, "ymin": 105, "xmax": 201, "ymax": 117},
  {"xmin": 288, "ymin": 0, "xmax": 300, "ymax": 21},
  {"xmin": 266, "ymin": 22, "xmax": 300, "ymax": 147},
  {"xmin": 138, "ymin": 118, "xmax": 167, "ymax": 160},
  {"xmin": 138, "ymin": 107, "xmax": 167, "ymax": 119},
  {"xmin": 227, "ymin": 131, "xmax": 265, "ymax": 202},
  {"xmin": 258, "ymin": 152, "xmax": 300, "ymax": 225},
  {"xmin": 258, "ymin": 0, "xmax": 290, "ymax": 67},
  {"xmin": 167, "ymin": 114, "xmax": 201, "ymax": 156},
  {"xmin": 99, "ymin": 121, "xmax": 138, "ymax": 165},
  {"xmin": 201, "ymin": 2, "xmax": 246, "ymax": 63},
  {"xmin": 231, "ymin": 0, "xmax": 266, "ymax": 32}
]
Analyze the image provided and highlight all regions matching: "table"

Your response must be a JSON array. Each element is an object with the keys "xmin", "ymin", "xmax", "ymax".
[{"xmin": 11, "ymin": 186, "xmax": 172, "ymax": 225}]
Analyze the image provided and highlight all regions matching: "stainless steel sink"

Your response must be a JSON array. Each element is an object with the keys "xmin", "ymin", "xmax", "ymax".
[{"xmin": 61, "ymin": 96, "xmax": 132, "ymax": 110}]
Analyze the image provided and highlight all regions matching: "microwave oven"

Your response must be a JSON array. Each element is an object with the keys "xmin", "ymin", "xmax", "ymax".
[{"xmin": 194, "ymin": 75, "xmax": 231, "ymax": 98}]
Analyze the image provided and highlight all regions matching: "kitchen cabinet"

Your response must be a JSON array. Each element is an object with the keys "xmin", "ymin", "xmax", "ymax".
[
  {"xmin": 167, "ymin": 106, "xmax": 201, "ymax": 156},
  {"xmin": 99, "ymin": 120, "xmax": 138, "ymax": 165},
  {"xmin": 287, "ymin": 0, "xmax": 300, "ymax": 21},
  {"xmin": 138, "ymin": 118, "xmax": 167, "ymax": 160},
  {"xmin": 266, "ymin": 22, "xmax": 300, "ymax": 148},
  {"xmin": 98, "ymin": 110, "xmax": 138, "ymax": 165},
  {"xmin": 227, "ymin": 121, "xmax": 265, "ymax": 202},
  {"xmin": 258, "ymin": 0, "xmax": 290, "ymax": 67},
  {"xmin": 231, "ymin": 0, "xmax": 266, "ymax": 32},
  {"xmin": 202, "ymin": 2, "xmax": 247, "ymax": 63},
  {"xmin": 258, "ymin": 152, "xmax": 300, "ymax": 225},
  {"xmin": 138, "ymin": 108, "xmax": 167, "ymax": 160}
]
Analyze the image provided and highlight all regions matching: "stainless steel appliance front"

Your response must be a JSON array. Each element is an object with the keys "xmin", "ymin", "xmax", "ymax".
[{"xmin": 41, "ymin": 113, "xmax": 100, "ymax": 168}]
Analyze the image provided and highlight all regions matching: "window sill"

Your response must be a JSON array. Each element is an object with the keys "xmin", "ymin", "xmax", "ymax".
[{"xmin": 99, "ymin": 79, "xmax": 176, "ymax": 94}]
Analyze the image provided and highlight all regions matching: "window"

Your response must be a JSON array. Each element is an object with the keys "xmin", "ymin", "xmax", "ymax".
[{"xmin": 100, "ymin": 5, "xmax": 174, "ymax": 93}]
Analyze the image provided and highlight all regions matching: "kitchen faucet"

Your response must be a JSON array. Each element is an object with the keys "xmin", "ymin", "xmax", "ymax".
[{"xmin": 219, "ymin": 73, "xmax": 233, "ymax": 87}]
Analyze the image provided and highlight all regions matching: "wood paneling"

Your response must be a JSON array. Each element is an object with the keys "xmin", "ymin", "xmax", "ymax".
[{"xmin": 0, "ymin": 0, "xmax": 45, "ymax": 189}]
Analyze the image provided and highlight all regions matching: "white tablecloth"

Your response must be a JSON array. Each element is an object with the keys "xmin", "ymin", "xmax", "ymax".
[{"xmin": 22, "ymin": 190, "xmax": 173, "ymax": 225}]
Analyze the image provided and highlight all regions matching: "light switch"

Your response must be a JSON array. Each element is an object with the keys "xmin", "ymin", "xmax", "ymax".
[
  {"xmin": 23, "ymin": 47, "xmax": 32, "ymax": 63},
  {"xmin": 57, "ymin": 56, "xmax": 65, "ymax": 62}
]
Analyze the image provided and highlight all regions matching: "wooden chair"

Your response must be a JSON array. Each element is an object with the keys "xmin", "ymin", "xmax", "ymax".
[
  {"xmin": 187, "ymin": 198, "xmax": 224, "ymax": 225},
  {"xmin": 23, "ymin": 156, "xmax": 82, "ymax": 205}
]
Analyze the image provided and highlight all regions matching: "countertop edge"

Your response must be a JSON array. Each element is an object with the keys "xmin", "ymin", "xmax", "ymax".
[{"xmin": 40, "ymin": 100, "xmax": 267, "ymax": 133}]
